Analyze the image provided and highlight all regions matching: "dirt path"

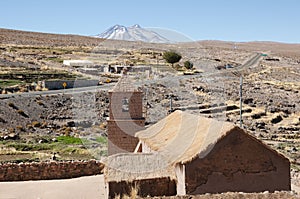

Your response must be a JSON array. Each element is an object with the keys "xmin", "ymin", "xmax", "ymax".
[{"xmin": 0, "ymin": 175, "xmax": 106, "ymax": 199}]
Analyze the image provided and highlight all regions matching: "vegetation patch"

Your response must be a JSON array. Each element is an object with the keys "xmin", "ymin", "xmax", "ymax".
[
  {"xmin": 0, "ymin": 80, "xmax": 23, "ymax": 88},
  {"xmin": 95, "ymin": 136, "xmax": 107, "ymax": 144},
  {"xmin": 56, "ymin": 136, "xmax": 83, "ymax": 145},
  {"xmin": 6, "ymin": 142, "xmax": 54, "ymax": 151}
]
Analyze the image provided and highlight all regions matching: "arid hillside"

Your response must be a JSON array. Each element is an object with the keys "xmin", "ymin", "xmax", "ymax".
[{"xmin": 0, "ymin": 28, "xmax": 104, "ymax": 47}]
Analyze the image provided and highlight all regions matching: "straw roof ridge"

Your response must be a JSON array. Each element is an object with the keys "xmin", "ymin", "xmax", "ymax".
[{"xmin": 135, "ymin": 110, "xmax": 236, "ymax": 164}]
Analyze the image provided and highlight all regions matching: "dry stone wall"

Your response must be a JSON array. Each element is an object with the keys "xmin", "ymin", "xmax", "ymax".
[{"xmin": 0, "ymin": 160, "xmax": 103, "ymax": 181}]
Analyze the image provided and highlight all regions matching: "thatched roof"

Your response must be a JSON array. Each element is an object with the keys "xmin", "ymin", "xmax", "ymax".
[
  {"xmin": 103, "ymin": 153, "xmax": 175, "ymax": 182},
  {"xmin": 135, "ymin": 110, "xmax": 236, "ymax": 164},
  {"xmin": 103, "ymin": 111, "xmax": 288, "ymax": 183}
]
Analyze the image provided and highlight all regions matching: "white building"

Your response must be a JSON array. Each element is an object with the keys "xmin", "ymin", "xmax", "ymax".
[{"xmin": 63, "ymin": 60, "xmax": 94, "ymax": 67}]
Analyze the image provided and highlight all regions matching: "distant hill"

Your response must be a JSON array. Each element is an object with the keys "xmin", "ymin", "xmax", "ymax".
[
  {"xmin": 0, "ymin": 28, "xmax": 104, "ymax": 47},
  {"xmin": 96, "ymin": 24, "xmax": 170, "ymax": 43},
  {"xmin": 1, "ymin": 28, "xmax": 300, "ymax": 58}
]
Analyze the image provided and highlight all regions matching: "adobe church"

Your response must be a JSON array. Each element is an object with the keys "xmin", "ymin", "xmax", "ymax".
[
  {"xmin": 105, "ymin": 74, "xmax": 291, "ymax": 198},
  {"xmin": 106, "ymin": 73, "xmax": 145, "ymax": 155}
]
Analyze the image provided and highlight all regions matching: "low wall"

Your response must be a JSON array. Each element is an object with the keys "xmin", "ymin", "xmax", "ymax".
[
  {"xmin": 0, "ymin": 160, "xmax": 104, "ymax": 181},
  {"xmin": 43, "ymin": 79, "xmax": 99, "ymax": 90}
]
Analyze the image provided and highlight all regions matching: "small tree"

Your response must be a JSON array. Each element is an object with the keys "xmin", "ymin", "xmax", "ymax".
[
  {"xmin": 163, "ymin": 51, "xmax": 182, "ymax": 67},
  {"xmin": 184, "ymin": 61, "xmax": 194, "ymax": 70}
]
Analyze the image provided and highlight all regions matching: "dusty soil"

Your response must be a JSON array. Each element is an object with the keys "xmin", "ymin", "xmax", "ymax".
[{"xmin": 0, "ymin": 175, "xmax": 106, "ymax": 199}]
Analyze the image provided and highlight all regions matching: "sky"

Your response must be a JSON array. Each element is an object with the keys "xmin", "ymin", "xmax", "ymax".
[{"xmin": 1, "ymin": 0, "xmax": 300, "ymax": 43}]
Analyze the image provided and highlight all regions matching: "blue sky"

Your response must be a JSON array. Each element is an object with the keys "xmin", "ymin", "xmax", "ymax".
[{"xmin": 1, "ymin": 0, "xmax": 300, "ymax": 43}]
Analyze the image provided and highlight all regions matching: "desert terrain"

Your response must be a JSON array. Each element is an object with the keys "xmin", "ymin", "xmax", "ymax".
[{"xmin": 0, "ymin": 28, "xmax": 299, "ymax": 198}]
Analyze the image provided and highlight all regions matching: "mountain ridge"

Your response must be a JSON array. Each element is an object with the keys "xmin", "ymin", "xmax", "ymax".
[{"xmin": 96, "ymin": 24, "xmax": 170, "ymax": 43}]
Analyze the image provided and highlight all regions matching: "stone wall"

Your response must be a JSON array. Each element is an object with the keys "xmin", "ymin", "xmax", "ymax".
[
  {"xmin": 108, "ymin": 177, "xmax": 176, "ymax": 198},
  {"xmin": 185, "ymin": 128, "xmax": 291, "ymax": 194},
  {"xmin": 0, "ymin": 160, "xmax": 104, "ymax": 181}
]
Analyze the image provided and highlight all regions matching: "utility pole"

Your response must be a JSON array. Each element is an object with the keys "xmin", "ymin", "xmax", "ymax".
[
  {"xmin": 239, "ymin": 76, "xmax": 243, "ymax": 128},
  {"xmin": 169, "ymin": 94, "xmax": 173, "ymax": 113}
]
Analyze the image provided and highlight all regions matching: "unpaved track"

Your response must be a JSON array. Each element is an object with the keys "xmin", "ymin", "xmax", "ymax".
[{"xmin": 0, "ymin": 175, "xmax": 106, "ymax": 199}]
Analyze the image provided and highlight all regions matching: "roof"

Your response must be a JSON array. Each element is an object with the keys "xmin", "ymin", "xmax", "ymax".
[
  {"xmin": 103, "ymin": 111, "xmax": 289, "ymax": 183},
  {"xmin": 111, "ymin": 74, "xmax": 138, "ymax": 92},
  {"xmin": 103, "ymin": 153, "xmax": 175, "ymax": 182},
  {"xmin": 135, "ymin": 110, "xmax": 236, "ymax": 164}
]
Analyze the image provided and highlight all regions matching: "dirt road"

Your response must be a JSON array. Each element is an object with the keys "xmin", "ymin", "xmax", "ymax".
[{"xmin": 0, "ymin": 175, "xmax": 106, "ymax": 199}]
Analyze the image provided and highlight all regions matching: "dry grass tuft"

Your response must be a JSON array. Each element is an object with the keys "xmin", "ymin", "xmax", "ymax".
[{"xmin": 113, "ymin": 184, "xmax": 139, "ymax": 199}]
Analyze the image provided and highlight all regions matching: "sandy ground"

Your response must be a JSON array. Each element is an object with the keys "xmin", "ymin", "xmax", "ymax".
[
  {"xmin": 0, "ymin": 175, "xmax": 298, "ymax": 199},
  {"xmin": 0, "ymin": 175, "xmax": 106, "ymax": 199}
]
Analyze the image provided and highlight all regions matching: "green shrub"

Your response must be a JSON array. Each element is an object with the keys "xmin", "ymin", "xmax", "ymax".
[
  {"xmin": 163, "ymin": 51, "xmax": 182, "ymax": 66},
  {"xmin": 184, "ymin": 61, "xmax": 194, "ymax": 70}
]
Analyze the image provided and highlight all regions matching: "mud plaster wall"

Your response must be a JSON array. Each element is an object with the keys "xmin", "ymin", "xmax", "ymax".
[
  {"xmin": 108, "ymin": 177, "xmax": 176, "ymax": 198},
  {"xmin": 185, "ymin": 128, "xmax": 290, "ymax": 194},
  {"xmin": 109, "ymin": 92, "xmax": 144, "ymax": 120},
  {"xmin": 108, "ymin": 91, "xmax": 145, "ymax": 155},
  {"xmin": 0, "ymin": 160, "xmax": 103, "ymax": 181},
  {"xmin": 107, "ymin": 120, "xmax": 144, "ymax": 155}
]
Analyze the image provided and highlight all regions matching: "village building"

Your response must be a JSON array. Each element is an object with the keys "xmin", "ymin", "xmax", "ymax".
[
  {"xmin": 63, "ymin": 60, "xmax": 94, "ymax": 67},
  {"xmin": 104, "ymin": 75, "xmax": 291, "ymax": 198},
  {"xmin": 106, "ymin": 74, "xmax": 145, "ymax": 155}
]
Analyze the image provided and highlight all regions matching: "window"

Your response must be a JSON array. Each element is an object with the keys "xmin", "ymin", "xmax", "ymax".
[{"xmin": 122, "ymin": 97, "xmax": 129, "ymax": 112}]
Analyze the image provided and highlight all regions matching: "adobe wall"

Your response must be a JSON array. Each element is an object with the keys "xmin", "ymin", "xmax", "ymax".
[
  {"xmin": 109, "ymin": 91, "xmax": 144, "ymax": 120},
  {"xmin": 108, "ymin": 177, "xmax": 176, "ymax": 198},
  {"xmin": 107, "ymin": 120, "xmax": 144, "ymax": 155},
  {"xmin": 185, "ymin": 127, "xmax": 290, "ymax": 194},
  {"xmin": 0, "ymin": 160, "xmax": 103, "ymax": 181},
  {"xmin": 107, "ymin": 91, "xmax": 145, "ymax": 155}
]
